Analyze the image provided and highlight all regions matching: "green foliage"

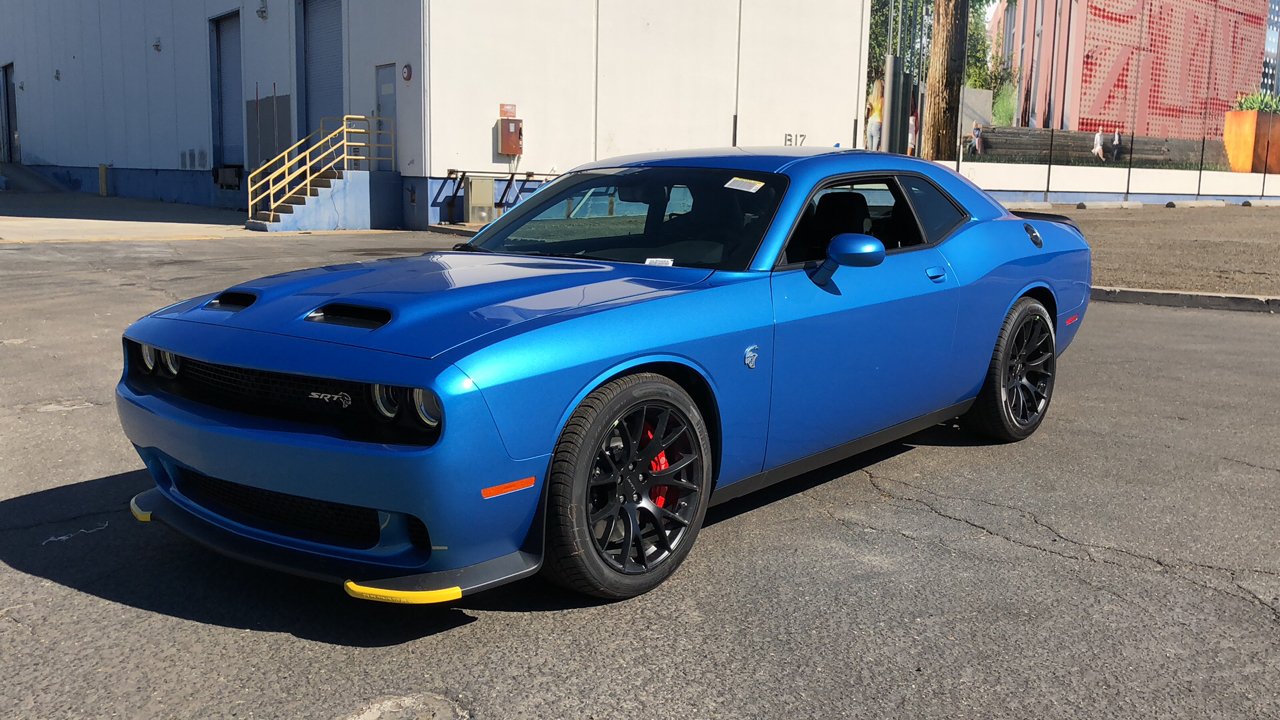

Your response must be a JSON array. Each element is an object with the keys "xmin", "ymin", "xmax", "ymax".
[
  {"xmin": 965, "ymin": 11, "xmax": 992, "ymax": 88},
  {"xmin": 1233, "ymin": 91, "xmax": 1280, "ymax": 113},
  {"xmin": 992, "ymin": 81, "xmax": 1017, "ymax": 126}
]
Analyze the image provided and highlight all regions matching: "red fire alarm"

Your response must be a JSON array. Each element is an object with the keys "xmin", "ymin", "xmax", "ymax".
[{"xmin": 499, "ymin": 117, "xmax": 523, "ymax": 156}]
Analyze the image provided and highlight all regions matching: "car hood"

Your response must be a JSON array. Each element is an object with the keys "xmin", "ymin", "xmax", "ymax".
[{"xmin": 152, "ymin": 251, "xmax": 713, "ymax": 359}]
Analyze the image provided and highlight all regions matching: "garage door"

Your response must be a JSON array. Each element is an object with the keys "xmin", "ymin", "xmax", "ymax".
[
  {"xmin": 304, "ymin": 0, "xmax": 344, "ymax": 133},
  {"xmin": 214, "ymin": 14, "xmax": 244, "ymax": 165}
]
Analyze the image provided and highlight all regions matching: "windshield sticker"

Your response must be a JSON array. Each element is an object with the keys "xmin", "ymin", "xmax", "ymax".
[
  {"xmin": 724, "ymin": 177, "xmax": 765, "ymax": 193},
  {"xmin": 645, "ymin": 258, "xmax": 675, "ymax": 266}
]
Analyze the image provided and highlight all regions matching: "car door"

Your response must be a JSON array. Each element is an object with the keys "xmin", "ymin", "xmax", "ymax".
[{"xmin": 764, "ymin": 175, "xmax": 962, "ymax": 470}]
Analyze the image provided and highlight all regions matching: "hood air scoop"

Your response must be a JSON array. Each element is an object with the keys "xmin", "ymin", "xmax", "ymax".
[
  {"xmin": 305, "ymin": 303, "xmax": 392, "ymax": 330},
  {"xmin": 208, "ymin": 290, "xmax": 257, "ymax": 311}
]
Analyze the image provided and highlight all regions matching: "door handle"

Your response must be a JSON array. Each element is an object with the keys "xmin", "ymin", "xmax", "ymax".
[{"xmin": 925, "ymin": 266, "xmax": 947, "ymax": 282}]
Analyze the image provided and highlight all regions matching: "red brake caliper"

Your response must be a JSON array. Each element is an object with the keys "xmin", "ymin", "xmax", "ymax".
[{"xmin": 644, "ymin": 426, "xmax": 674, "ymax": 509}]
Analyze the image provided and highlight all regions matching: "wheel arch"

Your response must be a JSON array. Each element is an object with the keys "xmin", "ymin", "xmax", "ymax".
[
  {"xmin": 1013, "ymin": 283, "xmax": 1058, "ymax": 330},
  {"xmin": 554, "ymin": 356, "xmax": 724, "ymax": 486}
]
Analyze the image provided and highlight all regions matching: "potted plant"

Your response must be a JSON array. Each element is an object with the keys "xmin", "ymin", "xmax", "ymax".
[{"xmin": 1224, "ymin": 91, "xmax": 1280, "ymax": 173}]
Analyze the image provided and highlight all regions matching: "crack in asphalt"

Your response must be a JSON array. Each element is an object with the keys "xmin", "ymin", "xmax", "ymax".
[
  {"xmin": 1063, "ymin": 422, "xmax": 1280, "ymax": 479},
  {"xmin": 857, "ymin": 470, "xmax": 1280, "ymax": 626},
  {"xmin": 0, "ymin": 507, "xmax": 127, "ymax": 533}
]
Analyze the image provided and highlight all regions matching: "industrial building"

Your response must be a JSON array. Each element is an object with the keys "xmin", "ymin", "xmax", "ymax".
[{"xmin": 0, "ymin": 0, "xmax": 873, "ymax": 230}]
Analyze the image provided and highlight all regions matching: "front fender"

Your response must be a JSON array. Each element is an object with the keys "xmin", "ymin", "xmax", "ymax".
[{"xmin": 452, "ymin": 276, "xmax": 776, "ymax": 487}]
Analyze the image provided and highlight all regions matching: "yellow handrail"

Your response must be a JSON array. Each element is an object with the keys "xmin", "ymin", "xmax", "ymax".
[{"xmin": 247, "ymin": 114, "xmax": 396, "ymax": 222}]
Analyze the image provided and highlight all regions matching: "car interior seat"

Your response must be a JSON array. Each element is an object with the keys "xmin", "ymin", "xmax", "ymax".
[{"xmin": 789, "ymin": 191, "xmax": 872, "ymax": 263}]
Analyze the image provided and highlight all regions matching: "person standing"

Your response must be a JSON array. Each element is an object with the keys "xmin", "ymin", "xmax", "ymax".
[
  {"xmin": 866, "ymin": 79, "xmax": 884, "ymax": 152},
  {"xmin": 1111, "ymin": 127, "xmax": 1122, "ymax": 161}
]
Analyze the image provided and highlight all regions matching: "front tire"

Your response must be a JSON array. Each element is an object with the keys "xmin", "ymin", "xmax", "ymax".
[
  {"xmin": 542, "ymin": 373, "xmax": 712, "ymax": 599},
  {"xmin": 966, "ymin": 297, "xmax": 1057, "ymax": 442}
]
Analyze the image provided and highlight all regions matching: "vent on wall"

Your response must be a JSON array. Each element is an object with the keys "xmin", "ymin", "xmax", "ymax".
[
  {"xmin": 208, "ymin": 290, "xmax": 257, "ymax": 311},
  {"xmin": 305, "ymin": 303, "xmax": 392, "ymax": 329}
]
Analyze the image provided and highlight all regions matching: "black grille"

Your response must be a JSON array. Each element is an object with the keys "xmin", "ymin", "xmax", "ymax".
[
  {"xmin": 124, "ymin": 340, "xmax": 439, "ymax": 445},
  {"xmin": 175, "ymin": 469, "xmax": 381, "ymax": 549},
  {"xmin": 179, "ymin": 356, "xmax": 368, "ymax": 422}
]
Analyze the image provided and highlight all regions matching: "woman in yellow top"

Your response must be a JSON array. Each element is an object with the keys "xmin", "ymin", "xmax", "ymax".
[{"xmin": 866, "ymin": 79, "xmax": 884, "ymax": 152}]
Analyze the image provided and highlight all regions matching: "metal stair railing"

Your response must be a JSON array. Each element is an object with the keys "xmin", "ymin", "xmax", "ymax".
[{"xmin": 247, "ymin": 115, "xmax": 396, "ymax": 222}]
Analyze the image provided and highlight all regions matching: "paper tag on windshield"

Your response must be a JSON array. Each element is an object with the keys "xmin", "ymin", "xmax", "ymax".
[
  {"xmin": 645, "ymin": 258, "xmax": 675, "ymax": 266},
  {"xmin": 724, "ymin": 177, "xmax": 765, "ymax": 193}
]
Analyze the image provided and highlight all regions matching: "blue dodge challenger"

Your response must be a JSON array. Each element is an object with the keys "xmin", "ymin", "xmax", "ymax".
[{"xmin": 118, "ymin": 148, "xmax": 1090, "ymax": 603}]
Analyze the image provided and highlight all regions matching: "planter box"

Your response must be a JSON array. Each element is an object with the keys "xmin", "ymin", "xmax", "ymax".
[{"xmin": 1224, "ymin": 110, "xmax": 1280, "ymax": 173}]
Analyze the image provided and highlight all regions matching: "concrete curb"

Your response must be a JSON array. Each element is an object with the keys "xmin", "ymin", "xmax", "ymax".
[
  {"xmin": 428, "ymin": 224, "xmax": 482, "ymax": 237},
  {"xmin": 1163, "ymin": 199, "xmax": 1228, "ymax": 208},
  {"xmin": 1073, "ymin": 201, "xmax": 1145, "ymax": 209},
  {"xmin": 1092, "ymin": 286, "xmax": 1280, "ymax": 313},
  {"xmin": 1242, "ymin": 199, "xmax": 1280, "ymax": 207}
]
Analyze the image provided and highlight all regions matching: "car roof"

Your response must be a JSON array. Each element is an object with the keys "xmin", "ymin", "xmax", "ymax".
[
  {"xmin": 571, "ymin": 147, "xmax": 1006, "ymax": 220},
  {"xmin": 573, "ymin": 147, "xmax": 855, "ymax": 173},
  {"xmin": 574, "ymin": 147, "xmax": 967, "ymax": 178}
]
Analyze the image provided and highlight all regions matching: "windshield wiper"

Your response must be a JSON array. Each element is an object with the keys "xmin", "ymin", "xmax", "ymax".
[
  {"xmin": 515, "ymin": 249, "xmax": 616, "ymax": 262},
  {"xmin": 451, "ymin": 242, "xmax": 494, "ymax": 253}
]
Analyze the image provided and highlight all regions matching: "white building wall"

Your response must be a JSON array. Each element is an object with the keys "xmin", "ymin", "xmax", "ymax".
[
  {"xmin": 426, "ymin": 0, "xmax": 597, "ymax": 177},
  {"xmin": 344, "ymin": 0, "xmax": 426, "ymax": 175},
  {"xmin": 594, "ymin": 0, "xmax": 739, "ymax": 160},
  {"xmin": 0, "ymin": 0, "xmax": 296, "ymax": 172},
  {"xmin": 734, "ymin": 0, "xmax": 868, "ymax": 149},
  {"xmin": 425, "ymin": 0, "xmax": 872, "ymax": 175},
  {"xmin": 1, "ymin": 0, "xmax": 873, "ymax": 184}
]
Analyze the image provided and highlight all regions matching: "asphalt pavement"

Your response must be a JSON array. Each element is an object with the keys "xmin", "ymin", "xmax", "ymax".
[{"xmin": 1, "ymin": 233, "xmax": 1278, "ymax": 719}]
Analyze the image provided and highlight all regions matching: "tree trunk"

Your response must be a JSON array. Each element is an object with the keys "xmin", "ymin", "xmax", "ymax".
[{"xmin": 921, "ymin": 0, "xmax": 970, "ymax": 160}]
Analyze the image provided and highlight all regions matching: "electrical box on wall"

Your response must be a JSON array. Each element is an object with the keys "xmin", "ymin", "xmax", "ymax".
[
  {"xmin": 499, "ymin": 118, "xmax": 523, "ymax": 156},
  {"xmin": 465, "ymin": 176, "xmax": 496, "ymax": 224}
]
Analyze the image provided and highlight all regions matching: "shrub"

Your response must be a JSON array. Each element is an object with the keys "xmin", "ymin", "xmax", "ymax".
[
  {"xmin": 1233, "ymin": 91, "xmax": 1280, "ymax": 113},
  {"xmin": 992, "ymin": 82, "xmax": 1017, "ymax": 127}
]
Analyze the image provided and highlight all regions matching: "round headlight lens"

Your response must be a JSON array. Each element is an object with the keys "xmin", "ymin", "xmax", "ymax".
[
  {"xmin": 371, "ymin": 384, "xmax": 400, "ymax": 419},
  {"xmin": 139, "ymin": 344, "xmax": 157, "ymax": 373},
  {"xmin": 160, "ymin": 350, "xmax": 181, "ymax": 376},
  {"xmin": 410, "ymin": 388, "xmax": 442, "ymax": 428}
]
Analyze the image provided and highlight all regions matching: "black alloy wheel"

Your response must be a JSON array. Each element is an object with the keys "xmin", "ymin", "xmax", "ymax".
[
  {"xmin": 587, "ymin": 402, "xmax": 702, "ymax": 574},
  {"xmin": 1003, "ymin": 312, "xmax": 1056, "ymax": 428},
  {"xmin": 543, "ymin": 373, "xmax": 712, "ymax": 599},
  {"xmin": 966, "ymin": 297, "xmax": 1057, "ymax": 442}
]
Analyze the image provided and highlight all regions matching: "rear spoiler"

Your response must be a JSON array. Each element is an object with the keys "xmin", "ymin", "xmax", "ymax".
[{"xmin": 1011, "ymin": 210, "xmax": 1081, "ymax": 235}]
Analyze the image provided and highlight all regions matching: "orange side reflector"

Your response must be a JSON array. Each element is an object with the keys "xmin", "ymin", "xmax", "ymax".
[{"xmin": 481, "ymin": 476, "xmax": 536, "ymax": 499}]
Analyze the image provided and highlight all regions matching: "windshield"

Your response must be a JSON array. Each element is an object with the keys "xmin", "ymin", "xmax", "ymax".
[{"xmin": 470, "ymin": 167, "xmax": 787, "ymax": 270}]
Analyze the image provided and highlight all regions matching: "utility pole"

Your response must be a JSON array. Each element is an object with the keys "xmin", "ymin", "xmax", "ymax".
[{"xmin": 921, "ymin": 0, "xmax": 971, "ymax": 159}]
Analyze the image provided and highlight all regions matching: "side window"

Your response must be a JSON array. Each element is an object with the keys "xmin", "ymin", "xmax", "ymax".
[
  {"xmin": 783, "ymin": 177, "xmax": 925, "ymax": 264},
  {"xmin": 898, "ymin": 175, "xmax": 966, "ymax": 244}
]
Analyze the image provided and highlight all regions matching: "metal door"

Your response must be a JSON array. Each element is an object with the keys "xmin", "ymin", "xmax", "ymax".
[
  {"xmin": 765, "ymin": 248, "xmax": 959, "ymax": 470},
  {"xmin": 374, "ymin": 64, "xmax": 396, "ymax": 171},
  {"xmin": 303, "ymin": 0, "xmax": 344, "ymax": 133},
  {"xmin": 2, "ymin": 64, "xmax": 18, "ymax": 163},
  {"xmin": 213, "ymin": 14, "xmax": 244, "ymax": 166}
]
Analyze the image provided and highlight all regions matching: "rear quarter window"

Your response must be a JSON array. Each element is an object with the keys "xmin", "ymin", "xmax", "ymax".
[{"xmin": 899, "ymin": 175, "xmax": 967, "ymax": 244}]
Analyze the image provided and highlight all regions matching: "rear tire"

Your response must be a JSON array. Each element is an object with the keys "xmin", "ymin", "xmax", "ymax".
[
  {"xmin": 966, "ymin": 297, "xmax": 1057, "ymax": 442},
  {"xmin": 542, "ymin": 373, "xmax": 712, "ymax": 599}
]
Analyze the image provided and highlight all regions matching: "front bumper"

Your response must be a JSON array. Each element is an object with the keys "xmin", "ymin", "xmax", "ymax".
[
  {"xmin": 115, "ymin": 321, "xmax": 551, "ymax": 603},
  {"xmin": 129, "ymin": 488, "xmax": 539, "ymax": 603}
]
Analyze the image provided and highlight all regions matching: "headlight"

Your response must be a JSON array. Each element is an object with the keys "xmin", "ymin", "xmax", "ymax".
[
  {"xmin": 139, "ymin": 344, "xmax": 157, "ymax": 373},
  {"xmin": 370, "ymin": 383, "xmax": 400, "ymax": 419},
  {"xmin": 160, "ymin": 350, "xmax": 181, "ymax": 376},
  {"xmin": 410, "ymin": 388, "xmax": 442, "ymax": 428}
]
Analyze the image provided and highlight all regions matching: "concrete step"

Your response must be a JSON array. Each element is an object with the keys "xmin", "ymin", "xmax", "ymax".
[{"xmin": 245, "ymin": 219, "xmax": 272, "ymax": 232}]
